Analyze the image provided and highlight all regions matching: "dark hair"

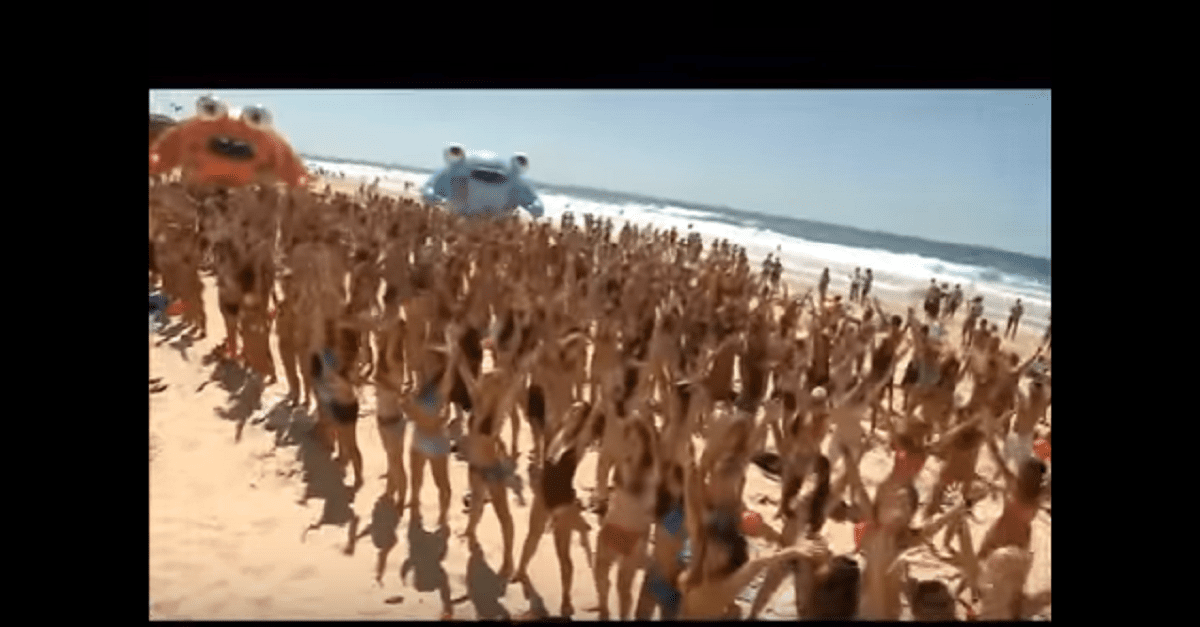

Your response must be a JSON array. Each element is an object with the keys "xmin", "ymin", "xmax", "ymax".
[
  {"xmin": 706, "ymin": 509, "xmax": 750, "ymax": 576},
  {"xmin": 904, "ymin": 483, "xmax": 919, "ymax": 517},
  {"xmin": 807, "ymin": 455, "xmax": 832, "ymax": 534},
  {"xmin": 411, "ymin": 263, "xmax": 433, "ymax": 291},
  {"xmin": 237, "ymin": 264, "xmax": 257, "ymax": 295},
  {"xmin": 382, "ymin": 282, "xmax": 399, "ymax": 305},
  {"xmin": 809, "ymin": 555, "xmax": 860, "ymax": 619},
  {"xmin": 953, "ymin": 424, "xmax": 985, "ymax": 450},
  {"xmin": 783, "ymin": 391, "xmax": 797, "ymax": 413},
  {"xmin": 911, "ymin": 579, "xmax": 956, "ymax": 621},
  {"xmin": 1017, "ymin": 458, "xmax": 1046, "ymax": 501}
]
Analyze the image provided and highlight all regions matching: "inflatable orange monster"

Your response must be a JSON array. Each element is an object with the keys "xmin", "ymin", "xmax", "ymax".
[{"xmin": 149, "ymin": 95, "xmax": 308, "ymax": 188}]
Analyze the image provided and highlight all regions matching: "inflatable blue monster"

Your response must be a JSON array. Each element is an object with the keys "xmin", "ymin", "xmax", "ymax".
[{"xmin": 421, "ymin": 144, "xmax": 545, "ymax": 219}]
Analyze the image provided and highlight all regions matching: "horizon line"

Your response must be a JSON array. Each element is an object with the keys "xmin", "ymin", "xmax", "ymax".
[{"xmin": 298, "ymin": 151, "xmax": 1051, "ymax": 264}]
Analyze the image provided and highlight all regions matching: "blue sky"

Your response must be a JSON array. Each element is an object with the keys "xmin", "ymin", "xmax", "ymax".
[{"xmin": 150, "ymin": 89, "xmax": 1051, "ymax": 259}]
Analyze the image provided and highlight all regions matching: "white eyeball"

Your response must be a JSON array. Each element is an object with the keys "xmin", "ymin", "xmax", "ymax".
[
  {"xmin": 511, "ymin": 153, "xmax": 529, "ymax": 173},
  {"xmin": 196, "ymin": 95, "xmax": 228, "ymax": 121},
  {"xmin": 445, "ymin": 144, "xmax": 466, "ymax": 164},
  {"xmin": 240, "ymin": 105, "xmax": 272, "ymax": 129}
]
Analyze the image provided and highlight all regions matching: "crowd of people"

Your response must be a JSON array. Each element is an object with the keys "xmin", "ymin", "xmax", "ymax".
[{"xmin": 149, "ymin": 176, "xmax": 1051, "ymax": 620}]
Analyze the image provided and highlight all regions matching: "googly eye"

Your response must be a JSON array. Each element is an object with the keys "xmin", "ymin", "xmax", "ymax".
[
  {"xmin": 196, "ymin": 95, "xmax": 228, "ymax": 120},
  {"xmin": 241, "ymin": 105, "xmax": 272, "ymax": 129},
  {"xmin": 512, "ymin": 153, "xmax": 529, "ymax": 173}
]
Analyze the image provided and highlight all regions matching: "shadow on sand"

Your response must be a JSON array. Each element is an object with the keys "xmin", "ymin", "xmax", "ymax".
[
  {"xmin": 399, "ymin": 514, "xmax": 454, "ymax": 614},
  {"xmin": 259, "ymin": 400, "xmax": 307, "ymax": 449},
  {"xmin": 192, "ymin": 346, "xmax": 361, "ymax": 555},
  {"xmin": 466, "ymin": 539, "xmax": 512, "ymax": 620},
  {"xmin": 154, "ymin": 320, "xmax": 197, "ymax": 361},
  {"xmin": 294, "ymin": 405, "xmax": 359, "ymax": 550},
  {"xmin": 213, "ymin": 367, "xmax": 264, "ymax": 443},
  {"xmin": 513, "ymin": 576, "xmax": 553, "ymax": 621},
  {"xmin": 355, "ymin": 496, "xmax": 401, "ymax": 584},
  {"xmin": 197, "ymin": 353, "xmax": 248, "ymax": 393},
  {"xmin": 154, "ymin": 320, "xmax": 188, "ymax": 344}
]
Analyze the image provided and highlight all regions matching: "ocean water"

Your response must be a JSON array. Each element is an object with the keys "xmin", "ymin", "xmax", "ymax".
[{"xmin": 303, "ymin": 157, "xmax": 1051, "ymax": 333}]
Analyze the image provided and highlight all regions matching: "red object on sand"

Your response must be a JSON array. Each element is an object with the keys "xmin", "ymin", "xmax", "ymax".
[
  {"xmin": 166, "ymin": 300, "xmax": 187, "ymax": 316},
  {"xmin": 854, "ymin": 521, "xmax": 872, "ymax": 552},
  {"xmin": 1033, "ymin": 439, "xmax": 1051, "ymax": 463},
  {"xmin": 741, "ymin": 510, "xmax": 763, "ymax": 536}
]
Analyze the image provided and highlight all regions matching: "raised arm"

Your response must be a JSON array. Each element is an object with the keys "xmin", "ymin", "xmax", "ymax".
[
  {"xmin": 913, "ymin": 499, "xmax": 972, "ymax": 545},
  {"xmin": 832, "ymin": 344, "xmax": 905, "ymax": 409},
  {"xmin": 770, "ymin": 413, "xmax": 787, "ymax": 460},
  {"xmin": 930, "ymin": 415, "xmax": 985, "ymax": 456},
  {"xmin": 1016, "ymin": 346, "xmax": 1045, "ymax": 375},
  {"xmin": 982, "ymin": 411, "xmax": 1019, "ymax": 486},
  {"xmin": 872, "ymin": 297, "xmax": 889, "ymax": 320},
  {"xmin": 683, "ymin": 456, "xmax": 708, "ymax": 583},
  {"xmin": 841, "ymin": 444, "xmax": 872, "ymax": 516},
  {"xmin": 574, "ymin": 399, "xmax": 605, "ymax": 454},
  {"xmin": 718, "ymin": 543, "xmax": 824, "ymax": 604},
  {"xmin": 452, "ymin": 349, "xmax": 479, "ymax": 402}
]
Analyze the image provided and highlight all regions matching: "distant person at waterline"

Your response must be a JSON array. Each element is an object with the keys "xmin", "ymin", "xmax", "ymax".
[
  {"xmin": 819, "ymin": 268, "xmax": 831, "ymax": 304},
  {"xmin": 770, "ymin": 257, "xmax": 783, "ymax": 288},
  {"xmin": 948, "ymin": 284, "xmax": 964, "ymax": 318},
  {"xmin": 860, "ymin": 269, "xmax": 873, "ymax": 303},
  {"xmin": 849, "ymin": 268, "xmax": 862, "ymax": 302},
  {"xmin": 963, "ymin": 296, "xmax": 984, "ymax": 345},
  {"xmin": 1006, "ymin": 299, "xmax": 1024, "ymax": 340},
  {"xmin": 924, "ymin": 279, "xmax": 942, "ymax": 321}
]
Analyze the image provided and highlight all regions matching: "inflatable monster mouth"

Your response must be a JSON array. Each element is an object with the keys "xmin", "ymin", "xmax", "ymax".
[
  {"xmin": 207, "ymin": 135, "xmax": 256, "ymax": 161},
  {"xmin": 470, "ymin": 169, "xmax": 508, "ymax": 185},
  {"xmin": 467, "ymin": 175, "xmax": 511, "ymax": 216}
]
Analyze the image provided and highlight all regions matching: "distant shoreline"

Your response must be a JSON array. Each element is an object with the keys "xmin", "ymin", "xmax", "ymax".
[{"xmin": 299, "ymin": 153, "xmax": 1050, "ymax": 286}]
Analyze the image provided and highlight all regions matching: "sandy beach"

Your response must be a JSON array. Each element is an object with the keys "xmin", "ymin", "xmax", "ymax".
[{"xmin": 150, "ymin": 178, "xmax": 1050, "ymax": 620}]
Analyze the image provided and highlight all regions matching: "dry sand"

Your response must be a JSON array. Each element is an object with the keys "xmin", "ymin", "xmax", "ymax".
[{"xmin": 150, "ymin": 179, "xmax": 1049, "ymax": 620}]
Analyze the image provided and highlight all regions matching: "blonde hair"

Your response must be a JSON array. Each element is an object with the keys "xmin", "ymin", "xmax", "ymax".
[{"xmin": 978, "ymin": 546, "xmax": 1032, "ymax": 619}]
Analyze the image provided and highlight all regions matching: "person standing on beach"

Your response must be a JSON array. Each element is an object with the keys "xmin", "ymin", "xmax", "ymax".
[
  {"xmin": 1042, "ymin": 311, "xmax": 1050, "ymax": 349},
  {"xmin": 860, "ymin": 269, "xmax": 873, "ymax": 304},
  {"xmin": 819, "ymin": 268, "xmax": 831, "ymax": 305},
  {"xmin": 923, "ymin": 280, "xmax": 942, "ymax": 321},
  {"xmin": 948, "ymin": 284, "xmax": 964, "ymax": 318},
  {"xmin": 962, "ymin": 296, "xmax": 984, "ymax": 346},
  {"xmin": 1005, "ymin": 299, "xmax": 1024, "ymax": 339},
  {"xmin": 849, "ymin": 268, "xmax": 862, "ymax": 302}
]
